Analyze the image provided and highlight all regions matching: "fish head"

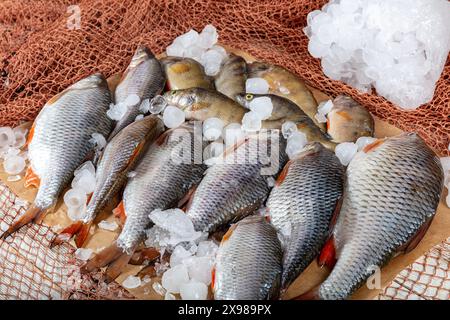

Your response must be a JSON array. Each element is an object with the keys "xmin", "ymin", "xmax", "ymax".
[
  {"xmin": 163, "ymin": 89, "xmax": 197, "ymax": 110},
  {"xmin": 235, "ymin": 92, "xmax": 264, "ymax": 108},
  {"xmin": 128, "ymin": 46, "xmax": 155, "ymax": 68},
  {"xmin": 70, "ymin": 73, "xmax": 108, "ymax": 90}
]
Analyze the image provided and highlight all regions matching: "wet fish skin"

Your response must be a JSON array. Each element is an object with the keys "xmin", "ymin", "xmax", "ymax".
[
  {"xmin": 213, "ymin": 215, "xmax": 283, "ymax": 300},
  {"xmin": 186, "ymin": 130, "xmax": 288, "ymax": 233},
  {"xmin": 236, "ymin": 93, "xmax": 336, "ymax": 150},
  {"xmin": 110, "ymin": 46, "xmax": 165, "ymax": 139},
  {"xmin": 161, "ymin": 56, "xmax": 214, "ymax": 90},
  {"xmin": 317, "ymin": 133, "xmax": 443, "ymax": 300},
  {"xmin": 214, "ymin": 53, "xmax": 247, "ymax": 101},
  {"xmin": 266, "ymin": 142, "xmax": 344, "ymax": 290},
  {"xmin": 85, "ymin": 115, "xmax": 165, "ymax": 223},
  {"xmin": 117, "ymin": 122, "xmax": 207, "ymax": 252},
  {"xmin": 31, "ymin": 73, "xmax": 112, "ymax": 211},
  {"xmin": 247, "ymin": 61, "xmax": 323, "ymax": 130},
  {"xmin": 163, "ymin": 87, "xmax": 247, "ymax": 125},
  {"xmin": 327, "ymin": 95, "xmax": 374, "ymax": 143}
]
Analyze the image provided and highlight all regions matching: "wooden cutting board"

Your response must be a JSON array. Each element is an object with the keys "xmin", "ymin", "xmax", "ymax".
[{"xmin": 1, "ymin": 48, "xmax": 448, "ymax": 300}]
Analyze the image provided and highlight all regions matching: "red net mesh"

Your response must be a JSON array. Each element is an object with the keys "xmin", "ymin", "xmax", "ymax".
[
  {"xmin": 0, "ymin": 182, "xmax": 133, "ymax": 300},
  {"xmin": 0, "ymin": 0, "xmax": 448, "ymax": 155}
]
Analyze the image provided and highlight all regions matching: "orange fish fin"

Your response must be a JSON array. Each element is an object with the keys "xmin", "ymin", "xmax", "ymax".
[
  {"xmin": 336, "ymin": 110, "xmax": 352, "ymax": 120},
  {"xmin": 0, "ymin": 205, "xmax": 45, "ymax": 239},
  {"xmin": 129, "ymin": 247, "xmax": 160, "ymax": 265},
  {"xmin": 363, "ymin": 139, "xmax": 384, "ymax": 153},
  {"xmin": 275, "ymin": 160, "xmax": 292, "ymax": 186},
  {"xmin": 137, "ymin": 265, "xmax": 157, "ymax": 278},
  {"xmin": 318, "ymin": 236, "xmax": 336, "ymax": 269},
  {"xmin": 81, "ymin": 241, "xmax": 124, "ymax": 273},
  {"xmin": 51, "ymin": 221, "xmax": 83, "ymax": 248},
  {"xmin": 400, "ymin": 217, "xmax": 434, "ymax": 254},
  {"xmin": 126, "ymin": 141, "xmax": 146, "ymax": 167},
  {"xmin": 86, "ymin": 193, "xmax": 93, "ymax": 205},
  {"xmin": 329, "ymin": 197, "xmax": 343, "ymax": 231},
  {"xmin": 75, "ymin": 222, "xmax": 92, "ymax": 248},
  {"xmin": 155, "ymin": 131, "xmax": 170, "ymax": 146},
  {"xmin": 177, "ymin": 185, "xmax": 197, "ymax": 209},
  {"xmin": 25, "ymin": 122, "xmax": 36, "ymax": 148},
  {"xmin": 211, "ymin": 266, "xmax": 216, "ymax": 291},
  {"xmin": 221, "ymin": 224, "xmax": 237, "ymax": 244},
  {"xmin": 24, "ymin": 167, "xmax": 40, "ymax": 188},
  {"xmin": 105, "ymin": 251, "xmax": 134, "ymax": 283},
  {"xmin": 113, "ymin": 200, "xmax": 126, "ymax": 226}
]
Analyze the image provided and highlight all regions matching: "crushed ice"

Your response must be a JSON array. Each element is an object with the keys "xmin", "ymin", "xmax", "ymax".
[
  {"xmin": 98, "ymin": 220, "xmax": 119, "ymax": 231},
  {"xmin": 163, "ymin": 106, "xmax": 185, "ymax": 129},
  {"xmin": 335, "ymin": 142, "xmax": 358, "ymax": 166}
]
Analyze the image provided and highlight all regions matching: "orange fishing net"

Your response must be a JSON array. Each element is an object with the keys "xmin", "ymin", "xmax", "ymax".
[
  {"xmin": 0, "ymin": 0, "xmax": 448, "ymax": 156},
  {"xmin": 0, "ymin": 0, "xmax": 448, "ymax": 300}
]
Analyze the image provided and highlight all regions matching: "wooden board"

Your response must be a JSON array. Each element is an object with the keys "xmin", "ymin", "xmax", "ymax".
[{"xmin": 1, "ymin": 49, "xmax": 449, "ymax": 300}]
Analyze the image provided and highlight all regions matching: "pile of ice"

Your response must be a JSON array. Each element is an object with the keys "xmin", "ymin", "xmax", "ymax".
[
  {"xmin": 166, "ymin": 25, "xmax": 227, "ymax": 76},
  {"xmin": 0, "ymin": 126, "xmax": 28, "ymax": 181},
  {"xmin": 144, "ymin": 208, "xmax": 218, "ymax": 300},
  {"xmin": 63, "ymin": 161, "xmax": 96, "ymax": 221},
  {"xmin": 304, "ymin": 0, "xmax": 450, "ymax": 109}
]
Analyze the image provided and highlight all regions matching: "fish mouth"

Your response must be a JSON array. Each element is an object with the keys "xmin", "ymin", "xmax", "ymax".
[{"xmin": 234, "ymin": 93, "xmax": 247, "ymax": 107}]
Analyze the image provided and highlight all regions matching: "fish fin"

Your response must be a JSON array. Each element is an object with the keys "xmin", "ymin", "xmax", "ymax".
[
  {"xmin": 400, "ymin": 217, "xmax": 434, "ymax": 254},
  {"xmin": 86, "ymin": 193, "xmax": 93, "ymax": 205},
  {"xmin": 210, "ymin": 266, "xmax": 216, "ymax": 291},
  {"xmin": 0, "ymin": 206, "xmax": 45, "ymax": 239},
  {"xmin": 75, "ymin": 222, "xmax": 92, "ymax": 248},
  {"xmin": 81, "ymin": 241, "xmax": 124, "ymax": 273},
  {"xmin": 220, "ymin": 224, "xmax": 237, "ymax": 244},
  {"xmin": 105, "ymin": 251, "xmax": 134, "ymax": 283},
  {"xmin": 126, "ymin": 140, "xmax": 146, "ymax": 168},
  {"xmin": 291, "ymin": 285, "xmax": 321, "ymax": 300},
  {"xmin": 51, "ymin": 221, "xmax": 84, "ymax": 248},
  {"xmin": 177, "ymin": 185, "xmax": 197, "ymax": 209},
  {"xmin": 275, "ymin": 160, "xmax": 292, "ymax": 186},
  {"xmin": 24, "ymin": 167, "xmax": 40, "ymax": 189},
  {"xmin": 129, "ymin": 247, "xmax": 160, "ymax": 265},
  {"xmin": 155, "ymin": 130, "xmax": 170, "ymax": 146},
  {"xmin": 318, "ymin": 236, "xmax": 336, "ymax": 269},
  {"xmin": 113, "ymin": 200, "xmax": 126, "ymax": 226},
  {"xmin": 137, "ymin": 265, "xmax": 157, "ymax": 278},
  {"xmin": 363, "ymin": 139, "xmax": 384, "ymax": 153},
  {"xmin": 24, "ymin": 122, "xmax": 36, "ymax": 148}
]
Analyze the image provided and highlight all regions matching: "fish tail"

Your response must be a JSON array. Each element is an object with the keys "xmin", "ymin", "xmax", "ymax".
[
  {"xmin": 105, "ymin": 250, "xmax": 135, "ymax": 283},
  {"xmin": 51, "ymin": 221, "xmax": 92, "ymax": 248},
  {"xmin": 81, "ymin": 241, "xmax": 125, "ymax": 274},
  {"xmin": 0, "ymin": 205, "xmax": 46, "ymax": 239}
]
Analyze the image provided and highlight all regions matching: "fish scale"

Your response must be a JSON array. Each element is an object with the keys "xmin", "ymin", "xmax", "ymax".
[
  {"xmin": 266, "ymin": 142, "xmax": 344, "ymax": 290},
  {"xmin": 116, "ymin": 122, "xmax": 207, "ymax": 252},
  {"xmin": 317, "ymin": 133, "xmax": 443, "ymax": 300},
  {"xmin": 29, "ymin": 74, "xmax": 112, "ymax": 210},
  {"xmin": 186, "ymin": 130, "xmax": 287, "ymax": 233},
  {"xmin": 213, "ymin": 215, "xmax": 283, "ymax": 300}
]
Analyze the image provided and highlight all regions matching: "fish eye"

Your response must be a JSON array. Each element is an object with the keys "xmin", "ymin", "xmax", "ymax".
[{"xmin": 245, "ymin": 94, "xmax": 253, "ymax": 100}]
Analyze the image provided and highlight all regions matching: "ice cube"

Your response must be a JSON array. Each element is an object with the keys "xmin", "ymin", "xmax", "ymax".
[
  {"xmin": 196, "ymin": 240, "xmax": 218, "ymax": 257},
  {"xmin": 198, "ymin": 24, "xmax": 218, "ymax": 49},
  {"xmin": 248, "ymin": 96, "xmax": 273, "ymax": 120},
  {"xmin": 107, "ymin": 102, "xmax": 128, "ymax": 121},
  {"xmin": 0, "ymin": 127, "xmax": 15, "ymax": 148},
  {"xmin": 12, "ymin": 127, "xmax": 27, "ymax": 149},
  {"xmin": 163, "ymin": 106, "xmax": 185, "ymax": 128},
  {"xmin": 286, "ymin": 132, "xmax": 307, "ymax": 159},
  {"xmin": 176, "ymin": 30, "xmax": 200, "ymax": 48},
  {"xmin": 122, "ymin": 275, "xmax": 142, "ymax": 289},
  {"xmin": 355, "ymin": 136, "xmax": 377, "ymax": 151},
  {"xmin": 308, "ymin": 35, "xmax": 330, "ymax": 58},
  {"xmin": 183, "ymin": 256, "xmax": 214, "ymax": 285},
  {"xmin": 281, "ymin": 121, "xmax": 298, "ymax": 139},
  {"xmin": 74, "ymin": 161, "xmax": 95, "ymax": 177},
  {"xmin": 317, "ymin": 99, "xmax": 334, "ymax": 115},
  {"xmin": 74, "ymin": 248, "xmax": 93, "ymax": 261},
  {"xmin": 135, "ymin": 114, "xmax": 144, "ymax": 122},
  {"xmin": 180, "ymin": 280, "xmax": 208, "ymax": 300},
  {"xmin": 152, "ymin": 281, "xmax": 166, "ymax": 296},
  {"xmin": 203, "ymin": 141, "xmax": 225, "ymax": 166},
  {"xmin": 71, "ymin": 169, "xmax": 96, "ymax": 194},
  {"xmin": 7, "ymin": 175, "xmax": 21, "ymax": 182},
  {"xmin": 150, "ymin": 95, "xmax": 167, "ymax": 114},
  {"xmin": 139, "ymin": 99, "xmax": 151, "ymax": 113},
  {"xmin": 203, "ymin": 117, "xmax": 224, "ymax": 141},
  {"xmin": 241, "ymin": 111, "xmax": 262, "ymax": 132},
  {"xmin": 201, "ymin": 49, "xmax": 224, "ymax": 76},
  {"xmin": 165, "ymin": 292, "xmax": 176, "ymax": 300},
  {"xmin": 124, "ymin": 94, "xmax": 140, "ymax": 107},
  {"xmin": 3, "ymin": 155, "xmax": 26, "ymax": 175},
  {"xmin": 267, "ymin": 176, "xmax": 276, "ymax": 187},
  {"xmin": 64, "ymin": 188, "xmax": 87, "ymax": 221},
  {"xmin": 210, "ymin": 45, "xmax": 227, "ymax": 59},
  {"xmin": 223, "ymin": 123, "xmax": 245, "ymax": 147},
  {"xmin": 335, "ymin": 142, "xmax": 358, "ymax": 166},
  {"xmin": 184, "ymin": 45, "xmax": 205, "ymax": 62},
  {"xmin": 89, "ymin": 133, "xmax": 106, "ymax": 151},
  {"xmin": 161, "ymin": 264, "xmax": 190, "ymax": 294},
  {"xmin": 246, "ymin": 78, "xmax": 269, "ymax": 94},
  {"xmin": 314, "ymin": 112, "xmax": 328, "ymax": 123},
  {"xmin": 98, "ymin": 220, "xmax": 118, "ymax": 231},
  {"xmin": 170, "ymin": 244, "xmax": 193, "ymax": 267},
  {"xmin": 166, "ymin": 42, "xmax": 185, "ymax": 57}
]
